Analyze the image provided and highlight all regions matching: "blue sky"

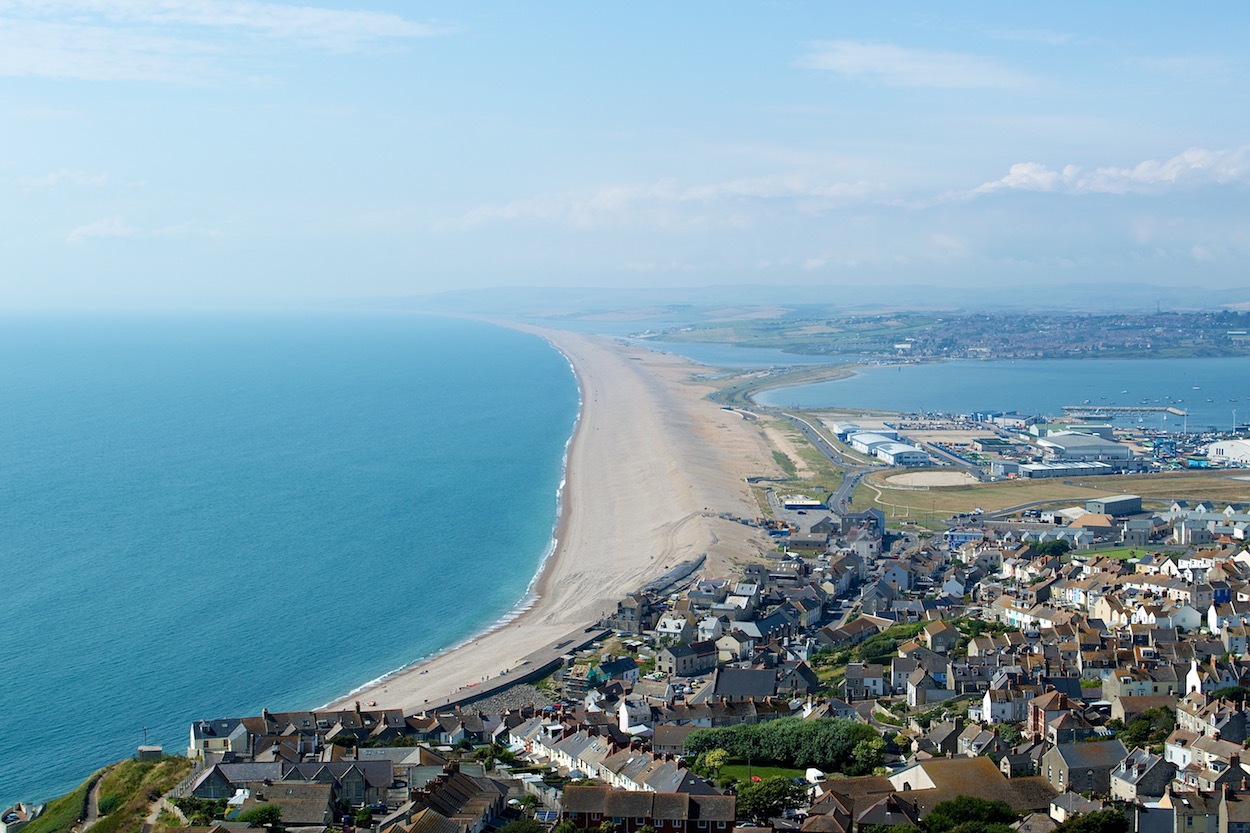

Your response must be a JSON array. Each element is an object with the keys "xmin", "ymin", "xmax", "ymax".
[{"xmin": 2, "ymin": 2, "xmax": 1249, "ymax": 309}]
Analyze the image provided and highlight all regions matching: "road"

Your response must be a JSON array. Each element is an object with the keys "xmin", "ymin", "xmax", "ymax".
[
  {"xmin": 774, "ymin": 411, "xmax": 875, "ymax": 511},
  {"xmin": 919, "ymin": 440, "xmax": 986, "ymax": 480}
]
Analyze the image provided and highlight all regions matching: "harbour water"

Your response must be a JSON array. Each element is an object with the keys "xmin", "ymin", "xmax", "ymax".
[
  {"xmin": 0, "ymin": 314, "xmax": 579, "ymax": 804},
  {"xmin": 755, "ymin": 356, "xmax": 1250, "ymax": 432}
]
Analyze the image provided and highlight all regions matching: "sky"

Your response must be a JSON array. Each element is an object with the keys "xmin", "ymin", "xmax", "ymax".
[{"xmin": 2, "ymin": 1, "xmax": 1249, "ymax": 310}]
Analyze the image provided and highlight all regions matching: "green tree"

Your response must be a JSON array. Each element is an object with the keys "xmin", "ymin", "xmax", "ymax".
[
  {"xmin": 924, "ymin": 796, "xmax": 1017, "ymax": 833},
  {"xmin": 946, "ymin": 823, "xmax": 1015, "ymax": 833},
  {"xmin": 1115, "ymin": 707, "xmax": 1175, "ymax": 748},
  {"xmin": 694, "ymin": 748, "xmax": 730, "ymax": 780},
  {"xmin": 354, "ymin": 807, "xmax": 374, "ymax": 827},
  {"xmin": 1051, "ymin": 809, "xmax": 1129, "ymax": 833},
  {"xmin": 1033, "ymin": 540, "xmax": 1071, "ymax": 557},
  {"xmin": 734, "ymin": 777, "xmax": 808, "ymax": 824},
  {"xmin": 852, "ymin": 737, "xmax": 885, "ymax": 773},
  {"xmin": 686, "ymin": 717, "xmax": 884, "ymax": 774},
  {"xmin": 551, "ymin": 821, "xmax": 577, "ymax": 833},
  {"xmin": 238, "ymin": 803, "xmax": 283, "ymax": 829},
  {"xmin": 598, "ymin": 821, "xmax": 617, "ymax": 833}
]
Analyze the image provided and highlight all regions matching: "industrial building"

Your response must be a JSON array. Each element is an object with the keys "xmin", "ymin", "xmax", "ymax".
[
  {"xmin": 848, "ymin": 432, "xmax": 897, "ymax": 455},
  {"xmin": 1036, "ymin": 432, "xmax": 1134, "ymax": 463},
  {"xmin": 874, "ymin": 443, "xmax": 931, "ymax": 466},
  {"xmin": 1085, "ymin": 495, "xmax": 1142, "ymax": 517},
  {"xmin": 848, "ymin": 432, "xmax": 929, "ymax": 466},
  {"xmin": 825, "ymin": 421, "xmax": 861, "ymax": 439},
  {"xmin": 1208, "ymin": 439, "xmax": 1250, "ymax": 465},
  {"xmin": 1015, "ymin": 462, "xmax": 1116, "ymax": 479},
  {"xmin": 1030, "ymin": 423, "xmax": 1114, "ymax": 440}
]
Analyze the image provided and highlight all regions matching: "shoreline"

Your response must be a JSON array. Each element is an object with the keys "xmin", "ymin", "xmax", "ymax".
[
  {"xmin": 327, "ymin": 323, "xmax": 777, "ymax": 712},
  {"xmin": 320, "ymin": 341, "xmax": 581, "ymax": 709}
]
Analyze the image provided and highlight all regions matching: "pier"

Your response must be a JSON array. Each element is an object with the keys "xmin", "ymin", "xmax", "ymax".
[{"xmin": 1062, "ymin": 404, "xmax": 1187, "ymax": 418}]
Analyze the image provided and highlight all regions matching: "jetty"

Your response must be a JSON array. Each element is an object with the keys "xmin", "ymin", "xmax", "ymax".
[{"xmin": 1062, "ymin": 404, "xmax": 1187, "ymax": 418}]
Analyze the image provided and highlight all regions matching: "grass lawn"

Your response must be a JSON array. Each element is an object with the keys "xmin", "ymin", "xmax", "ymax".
[
  {"xmin": 854, "ymin": 468, "xmax": 1250, "ymax": 520},
  {"xmin": 1081, "ymin": 544, "xmax": 1151, "ymax": 559},
  {"xmin": 719, "ymin": 761, "xmax": 806, "ymax": 783},
  {"xmin": 22, "ymin": 772, "xmax": 101, "ymax": 833}
]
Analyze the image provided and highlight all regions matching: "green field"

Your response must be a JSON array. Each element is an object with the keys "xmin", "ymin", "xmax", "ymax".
[
  {"xmin": 855, "ymin": 468, "xmax": 1250, "ymax": 520},
  {"xmin": 719, "ymin": 761, "xmax": 806, "ymax": 784}
]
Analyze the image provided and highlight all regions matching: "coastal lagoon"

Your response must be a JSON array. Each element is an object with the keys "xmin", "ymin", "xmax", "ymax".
[
  {"xmin": 755, "ymin": 356, "xmax": 1250, "ymax": 432},
  {"xmin": 0, "ymin": 315, "xmax": 578, "ymax": 804}
]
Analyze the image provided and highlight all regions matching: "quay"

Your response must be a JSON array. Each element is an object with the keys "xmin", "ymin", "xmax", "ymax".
[{"xmin": 1062, "ymin": 404, "xmax": 1187, "ymax": 417}]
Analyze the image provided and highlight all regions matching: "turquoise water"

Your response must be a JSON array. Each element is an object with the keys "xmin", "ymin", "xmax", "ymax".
[
  {"xmin": 0, "ymin": 314, "xmax": 579, "ymax": 804},
  {"xmin": 756, "ymin": 356, "xmax": 1250, "ymax": 431}
]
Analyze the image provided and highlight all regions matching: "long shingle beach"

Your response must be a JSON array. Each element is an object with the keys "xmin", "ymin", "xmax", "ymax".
[{"xmin": 329, "ymin": 325, "xmax": 777, "ymax": 712}]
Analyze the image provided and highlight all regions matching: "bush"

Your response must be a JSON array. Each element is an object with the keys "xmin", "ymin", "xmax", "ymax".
[
  {"xmin": 925, "ymin": 797, "xmax": 1017, "ymax": 833},
  {"xmin": 735, "ymin": 777, "xmax": 808, "ymax": 823},
  {"xmin": 96, "ymin": 796, "xmax": 122, "ymax": 816},
  {"xmin": 686, "ymin": 717, "xmax": 884, "ymax": 775},
  {"xmin": 238, "ymin": 803, "xmax": 282, "ymax": 828}
]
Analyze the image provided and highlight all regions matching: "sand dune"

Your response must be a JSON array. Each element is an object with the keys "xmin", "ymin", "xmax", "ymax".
[{"xmin": 328, "ymin": 325, "xmax": 776, "ymax": 711}]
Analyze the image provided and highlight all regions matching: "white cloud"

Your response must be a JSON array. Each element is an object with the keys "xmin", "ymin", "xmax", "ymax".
[
  {"xmin": 1131, "ymin": 53, "xmax": 1235, "ymax": 78},
  {"xmin": 971, "ymin": 146, "xmax": 1250, "ymax": 196},
  {"xmin": 19, "ymin": 168, "xmax": 109, "ymax": 190},
  {"xmin": 66, "ymin": 216, "xmax": 142, "ymax": 243},
  {"xmin": 0, "ymin": 1, "xmax": 448, "ymax": 81},
  {"xmin": 988, "ymin": 28, "xmax": 1075, "ymax": 46},
  {"xmin": 0, "ymin": 0, "xmax": 448, "ymax": 48},
  {"xmin": 66, "ymin": 215, "xmax": 219, "ymax": 243},
  {"xmin": 796, "ymin": 40, "xmax": 1029, "ymax": 88},
  {"xmin": 458, "ymin": 175, "xmax": 880, "ymax": 230}
]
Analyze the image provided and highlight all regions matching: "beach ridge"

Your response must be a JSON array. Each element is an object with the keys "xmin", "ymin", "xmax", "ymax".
[{"xmin": 328, "ymin": 324, "xmax": 774, "ymax": 712}]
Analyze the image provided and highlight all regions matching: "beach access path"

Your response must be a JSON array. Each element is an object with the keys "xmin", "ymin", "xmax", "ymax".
[{"xmin": 329, "ymin": 325, "xmax": 779, "ymax": 712}]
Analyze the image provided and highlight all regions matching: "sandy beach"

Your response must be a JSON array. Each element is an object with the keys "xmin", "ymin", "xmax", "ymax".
[{"xmin": 329, "ymin": 325, "xmax": 778, "ymax": 712}]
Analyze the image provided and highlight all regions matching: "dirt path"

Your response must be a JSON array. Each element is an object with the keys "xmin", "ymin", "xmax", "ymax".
[{"xmin": 80, "ymin": 777, "xmax": 102, "ymax": 830}]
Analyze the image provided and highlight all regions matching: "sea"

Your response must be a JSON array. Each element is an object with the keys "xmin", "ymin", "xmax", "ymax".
[{"xmin": 0, "ymin": 314, "xmax": 579, "ymax": 805}]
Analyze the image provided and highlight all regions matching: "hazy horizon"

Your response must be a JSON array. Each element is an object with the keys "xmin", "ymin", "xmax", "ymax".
[{"xmin": 4, "ymin": 2, "xmax": 1250, "ymax": 311}]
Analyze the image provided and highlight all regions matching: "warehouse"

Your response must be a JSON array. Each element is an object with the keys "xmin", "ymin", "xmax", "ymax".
[
  {"xmin": 848, "ymin": 432, "xmax": 895, "ymax": 455},
  {"xmin": 875, "ymin": 442, "xmax": 931, "ymax": 466},
  {"xmin": 1208, "ymin": 439, "xmax": 1250, "ymax": 465},
  {"xmin": 1018, "ymin": 462, "xmax": 1115, "ymax": 479},
  {"xmin": 1036, "ymin": 432, "xmax": 1134, "ymax": 463},
  {"xmin": 1085, "ymin": 495, "xmax": 1142, "ymax": 517}
]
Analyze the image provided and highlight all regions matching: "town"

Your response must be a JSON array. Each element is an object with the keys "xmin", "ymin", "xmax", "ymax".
[
  {"xmin": 21, "ymin": 483, "xmax": 1250, "ymax": 833},
  {"xmin": 649, "ymin": 310, "xmax": 1250, "ymax": 362}
]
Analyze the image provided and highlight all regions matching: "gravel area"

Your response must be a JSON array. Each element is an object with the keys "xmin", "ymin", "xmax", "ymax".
[{"xmin": 465, "ymin": 684, "xmax": 556, "ymax": 714}]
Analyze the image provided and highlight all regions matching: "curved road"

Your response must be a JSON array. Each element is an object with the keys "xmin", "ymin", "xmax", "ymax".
[{"xmin": 773, "ymin": 410, "xmax": 875, "ymax": 511}]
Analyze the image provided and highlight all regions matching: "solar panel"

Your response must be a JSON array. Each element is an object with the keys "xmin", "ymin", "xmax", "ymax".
[{"xmin": 534, "ymin": 811, "xmax": 560, "ymax": 822}]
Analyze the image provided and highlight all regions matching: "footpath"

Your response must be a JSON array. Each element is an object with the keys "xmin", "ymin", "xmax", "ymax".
[{"xmin": 413, "ymin": 625, "xmax": 611, "ymax": 714}]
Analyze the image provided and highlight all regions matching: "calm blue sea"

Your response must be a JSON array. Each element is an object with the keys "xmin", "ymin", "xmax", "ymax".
[
  {"xmin": 755, "ymin": 356, "xmax": 1250, "ymax": 432},
  {"xmin": 0, "ymin": 314, "xmax": 579, "ymax": 805}
]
